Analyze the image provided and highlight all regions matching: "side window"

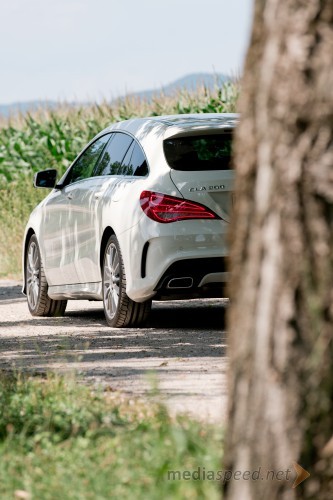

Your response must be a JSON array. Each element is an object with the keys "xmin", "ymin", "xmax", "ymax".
[
  {"xmin": 121, "ymin": 141, "xmax": 148, "ymax": 177},
  {"xmin": 94, "ymin": 133, "xmax": 133, "ymax": 176},
  {"xmin": 66, "ymin": 134, "xmax": 110, "ymax": 185}
]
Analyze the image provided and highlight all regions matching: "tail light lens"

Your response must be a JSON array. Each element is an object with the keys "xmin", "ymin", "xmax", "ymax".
[{"xmin": 140, "ymin": 190, "xmax": 221, "ymax": 223}]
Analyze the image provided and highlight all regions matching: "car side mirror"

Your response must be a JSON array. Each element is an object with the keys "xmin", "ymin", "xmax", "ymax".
[{"xmin": 34, "ymin": 169, "xmax": 58, "ymax": 188}]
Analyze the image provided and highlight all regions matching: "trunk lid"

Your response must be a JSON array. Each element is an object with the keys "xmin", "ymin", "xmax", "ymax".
[
  {"xmin": 164, "ymin": 131, "xmax": 235, "ymax": 222},
  {"xmin": 169, "ymin": 170, "xmax": 234, "ymax": 222}
]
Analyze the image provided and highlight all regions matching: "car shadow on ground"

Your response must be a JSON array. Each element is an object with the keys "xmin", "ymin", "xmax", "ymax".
[
  {"xmin": 0, "ymin": 300, "xmax": 227, "ymax": 378},
  {"xmin": 65, "ymin": 300, "xmax": 228, "ymax": 329},
  {"xmin": 0, "ymin": 299, "xmax": 228, "ymax": 330}
]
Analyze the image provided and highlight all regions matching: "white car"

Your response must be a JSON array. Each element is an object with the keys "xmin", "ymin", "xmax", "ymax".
[{"xmin": 23, "ymin": 113, "xmax": 237, "ymax": 327}]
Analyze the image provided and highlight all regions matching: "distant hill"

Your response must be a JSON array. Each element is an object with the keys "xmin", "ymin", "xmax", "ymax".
[
  {"xmin": 0, "ymin": 100, "xmax": 61, "ymax": 118},
  {"xmin": 124, "ymin": 72, "xmax": 230, "ymax": 101},
  {"xmin": 0, "ymin": 73, "xmax": 230, "ymax": 118}
]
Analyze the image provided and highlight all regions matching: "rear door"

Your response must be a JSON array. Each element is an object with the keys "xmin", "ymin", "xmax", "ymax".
[
  {"xmin": 68, "ymin": 132, "xmax": 134, "ymax": 284},
  {"xmin": 165, "ymin": 131, "xmax": 234, "ymax": 222}
]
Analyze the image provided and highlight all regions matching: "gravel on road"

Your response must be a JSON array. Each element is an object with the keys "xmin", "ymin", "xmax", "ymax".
[{"xmin": 0, "ymin": 280, "xmax": 228, "ymax": 423}]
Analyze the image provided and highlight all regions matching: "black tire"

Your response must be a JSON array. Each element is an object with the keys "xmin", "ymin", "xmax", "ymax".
[
  {"xmin": 25, "ymin": 234, "xmax": 67, "ymax": 317},
  {"xmin": 102, "ymin": 235, "xmax": 151, "ymax": 327}
]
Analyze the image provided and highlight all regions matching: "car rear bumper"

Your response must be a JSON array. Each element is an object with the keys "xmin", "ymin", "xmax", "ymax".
[{"xmin": 123, "ymin": 219, "xmax": 230, "ymax": 302}]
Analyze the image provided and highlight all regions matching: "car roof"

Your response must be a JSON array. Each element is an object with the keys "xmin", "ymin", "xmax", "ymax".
[{"xmin": 98, "ymin": 113, "xmax": 238, "ymax": 142}]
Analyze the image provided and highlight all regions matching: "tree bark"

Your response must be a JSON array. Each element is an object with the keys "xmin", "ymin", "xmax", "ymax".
[{"xmin": 223, "ymin": 0, "xmax": 333, "ymax": 499}]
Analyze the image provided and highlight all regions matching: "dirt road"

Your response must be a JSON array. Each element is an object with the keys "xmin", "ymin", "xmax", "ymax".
[{"xmin": 0, "ymin": 280, "xmax": 228, "ymax": 423}]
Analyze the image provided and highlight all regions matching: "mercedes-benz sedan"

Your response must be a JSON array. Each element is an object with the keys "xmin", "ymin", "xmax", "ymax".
[{"xmin": 23, "ymin": 113, "xmax": 237, "ymax": 327}]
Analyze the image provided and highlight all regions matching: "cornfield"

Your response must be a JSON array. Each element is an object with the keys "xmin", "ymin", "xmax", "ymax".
[{"xmin": 0, "ymin": 83, "xmax": 239, "ymax": 276}]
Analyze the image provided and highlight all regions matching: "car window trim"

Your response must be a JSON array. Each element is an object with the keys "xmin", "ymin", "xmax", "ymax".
[
  {"xmin": 92, "ymin": 132, "xmax": 150, "ymax": 179},
  {"xmin": 121, "ymin": 140, "xmax": 149, "ymax": 178},
  {"xmin": 92, "ymin": 131, "xmax": 134, "ymax": 178}
]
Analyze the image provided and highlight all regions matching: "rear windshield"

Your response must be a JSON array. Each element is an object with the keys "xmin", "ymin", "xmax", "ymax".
[{"xmin": 163, "ymin": 133, "xmax": 233, "ymax": 171}]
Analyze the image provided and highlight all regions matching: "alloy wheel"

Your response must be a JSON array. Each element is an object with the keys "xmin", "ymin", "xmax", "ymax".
[
  {"xmin": 103, "ymin": 242, "xmax": 120, "ymax": 319},
  {"xmin": 26, "ymin": 241, "xmax": 40, "ymax": 310}
]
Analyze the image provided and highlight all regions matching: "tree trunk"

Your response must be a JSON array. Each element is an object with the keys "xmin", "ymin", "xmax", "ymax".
[{"xmin": 223, "ymin": 1, "xmax": 333, "ymax": 499}]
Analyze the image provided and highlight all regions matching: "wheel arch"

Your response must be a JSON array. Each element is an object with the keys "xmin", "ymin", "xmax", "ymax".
[
  {"xmin": 22, "ymin": 228, "xmax": 35, "ymax": 295},
  {"xmin": 100, "ymin": 226, "xmax": 115, "ymax": 271}
]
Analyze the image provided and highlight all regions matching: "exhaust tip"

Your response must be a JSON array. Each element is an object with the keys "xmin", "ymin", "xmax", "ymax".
[{"xmin": 167, "ymin": 277, "xmax": 193, "ymax": 289}]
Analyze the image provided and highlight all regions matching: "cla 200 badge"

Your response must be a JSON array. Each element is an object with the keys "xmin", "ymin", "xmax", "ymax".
[{"xmin": 189, "ymin": 185, "xmax": 225, "ymax": 192}]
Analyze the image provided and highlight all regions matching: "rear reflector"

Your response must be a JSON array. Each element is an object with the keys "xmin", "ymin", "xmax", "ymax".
[{"xmin": 140, "ymin": 190, "xmax": 221, "ymax": 223}]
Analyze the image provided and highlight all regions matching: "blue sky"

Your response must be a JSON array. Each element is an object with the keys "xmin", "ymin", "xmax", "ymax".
[{"xmin": 0, "ymin": 0, "xmax": 254, "ymax": 104}]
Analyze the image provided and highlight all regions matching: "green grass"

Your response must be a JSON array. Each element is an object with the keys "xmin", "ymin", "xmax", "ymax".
[
  {"xmin": 0, "ymin": 372, "xmax": 222, "ymax": 499},
  {"xmin": 0, "ymin": 83, "xmax": 239, "ymax": 276}
]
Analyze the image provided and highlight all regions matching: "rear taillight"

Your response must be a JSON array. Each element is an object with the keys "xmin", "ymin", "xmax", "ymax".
[{"xmin": 140, "ymin": 190, "xmax": 221, "ymax": 223}]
